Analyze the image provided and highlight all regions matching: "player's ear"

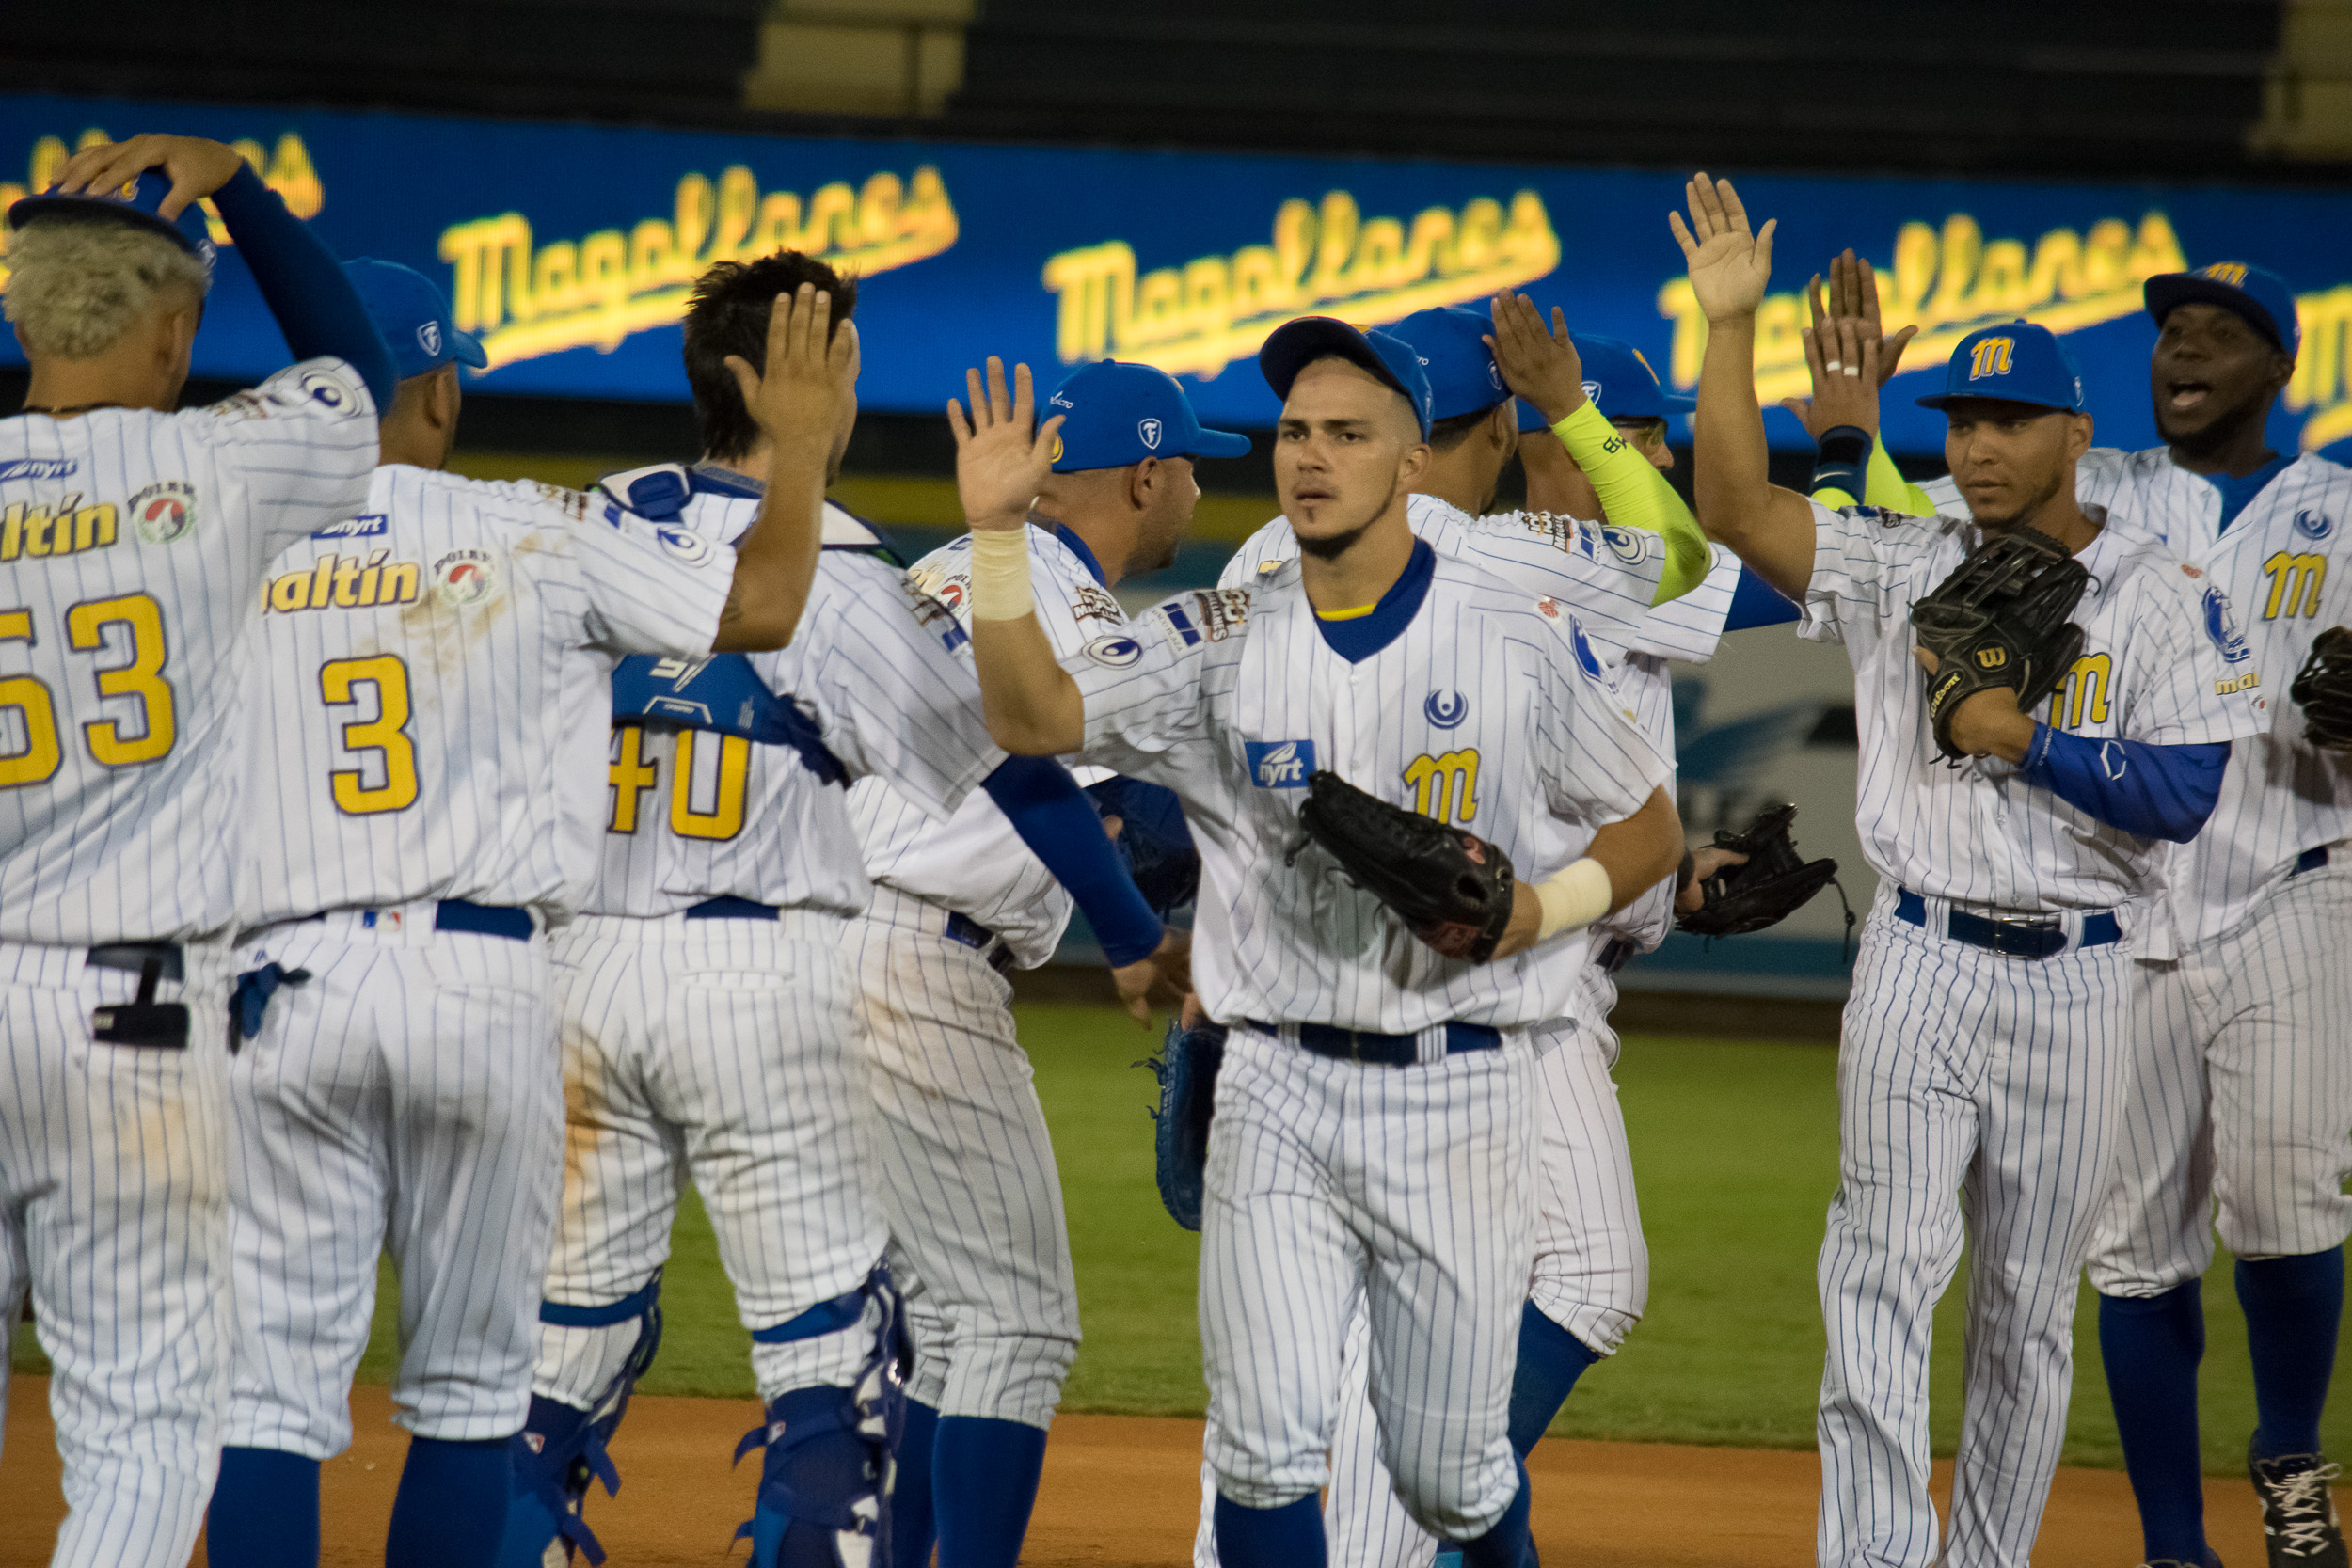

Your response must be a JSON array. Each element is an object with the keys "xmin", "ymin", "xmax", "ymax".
[
  {"xmin": 1128, "ymin": 457, "xmax": 1156, "ymax": 512},
  {"xmin": 1398, "ymin": 439, "xmax": 1432, "ymax": 486},
  {"xmin": 2064, "ymin": 410, "xmax": 2093, "ymax": 460},
  {"xmin": 429, "ymin": 363, "xmax": 461, "ymax": 435},
  {"xmin": 1491, "ymin": 403, "xmax": 1519, "ymax": 456}
]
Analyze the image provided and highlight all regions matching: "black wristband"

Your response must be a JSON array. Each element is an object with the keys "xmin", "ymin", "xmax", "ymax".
[{"xmin": 1810, "ymin": 424, "xmax": 1871, "ymax": 500}]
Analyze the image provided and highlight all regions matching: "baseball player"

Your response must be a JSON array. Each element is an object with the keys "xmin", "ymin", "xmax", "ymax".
[
  {"xmin": 1196, "ymin": 296, "xmax": 1797, "ymax": 1568},
  {"xmin": 204, "ymin": 264, "xmax": 845, "ymax": 1568},
  {"xmin": 0, "ymin": 135, "xmax": 395, "ymax": 1568},
  {"xmin": 494, "ymin": 258, "xmax": 1183, "ymax": 1568},
  {"xmin": 1675, "ymin": 173, "xmax": 2273, "ymax": 1568},
  {"xmin": 955, "ymin": 325, "xmax": 1686, "ymax": 1567},
  {"xmin": 1514, "ymin": 332, "xmax": 1690, "ymax": 519},
  {"xmin": 849, "ymin": 357, "xmax": 1240, "ymax": 1568},
  {"xmin": 1857, "ymin": 263, "xmax": 2350, "ymax": 1568}
]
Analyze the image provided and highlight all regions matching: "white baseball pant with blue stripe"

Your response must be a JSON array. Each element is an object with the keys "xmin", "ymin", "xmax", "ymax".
[
  {"xmin": 0, "ymin": 939, "xmax": 233, "ymax": 1568},
  {"xmin": 1819, "ymin": 884, "xmax": 2132, "ymax": 1568},
  {"xmin": 849, "ymin": 887, "xmax": 1079, "ymax": 1429},
  {"xmin": 532, "ymin": 911, "xmax": 884, "ymax": 1408},
  {"xmin": 224, "ymin": 912, "xmax": 561, "ymax": 1457},
  {"xmin": 2090, "ymin": 853, "xmax": 2352, "ymax": 1295}
]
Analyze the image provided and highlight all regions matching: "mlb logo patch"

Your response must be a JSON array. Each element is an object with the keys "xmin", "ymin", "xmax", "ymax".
[{"xmin": 1244, "ymin": 739, "xmax": 1315, "ymax": 788}]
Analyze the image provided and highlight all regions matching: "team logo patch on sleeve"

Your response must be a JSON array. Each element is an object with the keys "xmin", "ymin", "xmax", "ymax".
[
  {"xmin": 1598, "ymin": 525, "xmax": 1652, "ymax": 563},
  {"xmin": 655, "ymin": 524, "xmax": 717, "ymax": 567},
  {"xmin": 1083, "ymin": 633, "xmax": 1145, "ymax": 667},
  {"xmin": 2202, "ymin": 586, "xmax": 2251, "ymax": 664},
  {"xmin": 130, "ymin": 481, "xmax": 198, "ymax": 545},
  {"xmin": 1243, "ymin": 739, "xmax": 1315, "ymax": 787},
  {"xmin": 1070, "ymin": 582, "xmax": 1124, "ymax": 623},
  {"xmin": 2296, "ymin": 508, "xmax": 2335, "ymax": 541},
  {"xmin": 434, "ymin": 548, "xmax": 499, "ymax": 606}
]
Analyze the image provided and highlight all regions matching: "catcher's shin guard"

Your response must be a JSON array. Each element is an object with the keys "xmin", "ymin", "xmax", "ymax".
[
  {"xmin": 501, "ymin": 1271, "xmax": 665, "ymax": 1567},
  {"xmin": 733, "ymin": 1265, "xmax": 909, "ymax": 1567}
]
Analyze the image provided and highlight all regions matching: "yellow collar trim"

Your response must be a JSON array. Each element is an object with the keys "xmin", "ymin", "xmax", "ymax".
[{"xmin": 1313, "ymin": 601, "xmax": 1379, "ymax": 622}]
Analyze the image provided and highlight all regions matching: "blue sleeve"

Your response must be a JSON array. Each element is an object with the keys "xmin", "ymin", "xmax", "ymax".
[
  {"xmin": 1724, "ymin": 566, "xmax": 1802, "ymax": 631},
  {"xmin": 208, "ymin": 165, "xmax": 397, "ymax": 412},
  {"xmin": 1084, "ymin": 775, "xmax": 1201, "ymax": 916},
  {"xmin": 2017, "ymin": 728, "xmax": 2230, "ymax": 843},
  {"xmin": 982, "ymin": 756, "xmax": 1165, "ymax": 966}
]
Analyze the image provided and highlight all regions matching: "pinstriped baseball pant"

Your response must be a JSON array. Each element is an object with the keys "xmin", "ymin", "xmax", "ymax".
[
  {"xmin": 0, "ymin": 939, "xmax": 233, "ymax": 1568},
  {"xmin": 1819, "ymin": 893, "xmax": 2131, "ymax": 1568},
  {"xmin": 2089, "ymin": 858, "xmax": 2352, "ymax": 1295}
]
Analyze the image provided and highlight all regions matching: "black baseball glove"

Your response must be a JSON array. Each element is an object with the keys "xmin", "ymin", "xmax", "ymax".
[
  {"xmin": 2290, "ymin": 626, "xmax": 2352, "ymax": 752},
  {"xmin": 1676, "ymin": 802, "xmax": 1840, "ymax": 938},
  {"xmin": 1910, "ymin": 527, "xmax": 2089, "ymax": 758},
  {"xmin": 1294, "ymin": 770, "xmax": 1517, "ymax": 962},
  {"xmin": 1140, "ymin": 1015, "xmax": 1225, "ymax": 1231}
]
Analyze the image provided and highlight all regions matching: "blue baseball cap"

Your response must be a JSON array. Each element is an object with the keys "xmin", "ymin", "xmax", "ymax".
[
  {"xmin": 1045, "ymin": 360, "xmax": 1250, "ymax": 472},
  {"xmin": 343, "ymin": 259, "xmax": 487, "ymax": 381},
  {"xmin": 1390, "ymin": 306, "xmax": 1509, "ymax": 420},
  {"xmin": 2145, "ymin": 261, "xmax": 2300, "ymax": 356},
  {"xmin": 8, "ymin": 169, "xmax": 214, "ymax": 268},
  {"xmin": 1570, "ymin": 334, "xmax": 1693, "ymax": 424},
  {"xmin": 1259, "ymin": 317, "xmax": 1435, "ymax": 439},
  {"xmin": 1916, "ymin": 321, "xmax": 2085, "ymax": 413}
]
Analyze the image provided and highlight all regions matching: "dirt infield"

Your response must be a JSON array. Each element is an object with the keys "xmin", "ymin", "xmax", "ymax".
[{"xmin": 1, "ymin": 1375, "xmax": 2285, "ymax": 1565}]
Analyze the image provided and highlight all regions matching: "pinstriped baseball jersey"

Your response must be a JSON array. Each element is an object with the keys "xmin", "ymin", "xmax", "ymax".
[
  {"xmin": 849, "ymin": 522, "xmax": 1124, "ymax": 964},
  {"xmin": 237, "ymin": 465, "xmax": 731, "ymax": 927},
  {"xmin": 585, "ymin": 483, "xmax": 1007, "ymax": 919},
  {"xmin": 1066, "ymin": 550, "xmax": 1670, "ymax": 1042},
  {"xmin": 1931, "ymin": 450, "xmax": 2352, "ymax": 955},
  {"xmin": 1803, "ymin": 501, "xmax": 2267, "ymax": 911},
  {"xmin": 0, "ymin": 357, "xmax": 377, "ymax": 945}
]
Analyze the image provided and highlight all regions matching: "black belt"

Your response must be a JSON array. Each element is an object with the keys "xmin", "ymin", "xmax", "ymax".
[
  {"xmin": 1593, "ymin": 937, "xmax": 1636, "ymax": 975},
  {"xmin": 87, "ymin": 941, "xmax": 188, "ymax": 1050},
  {"xmin": 1246, "ymin": 1019, "xmax": 1501, "ymax": 1067},
  {"xmin": 944, "ymin": 911, "xmax": 1013, "ymax": 974},
  {"xmin": 686, "ymin": 895, "xmax": 779, "ymax": 920},
  {"xmin": 1894, "ymin": 888, "xmax": 2119, "ymax": 960},
  {"xmin": 2294, "ymin": 846, "xmax": 2331, "ymax": 876}
]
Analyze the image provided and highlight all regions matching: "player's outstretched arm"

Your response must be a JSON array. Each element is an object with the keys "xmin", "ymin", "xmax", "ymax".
[
  {"xmin": 1487, "ymin": 292, "xmax": 1708, "ymax": 605},
  {"xmin": 712, "ymin": 282, "xmax": 851, "ymax": 652},
  {"xmin": 955, "ymin": 357, "xmax": 1087, "ymax": 755},
  {"xmin": 1674, "ymin": 173, "xmax": 1817, "ymax": 602},
  {"xmin": 48, "ymin": 133, "xmax": 397, "ymax": 412},
  {"xmin": 1490, "ymin": 784, "xmax": 1683, "ymax": 958}
]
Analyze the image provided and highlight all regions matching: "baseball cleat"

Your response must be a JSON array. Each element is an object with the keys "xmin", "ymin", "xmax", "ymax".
[{"xmin": 2249, "ymin": 1437, "xmax": 2347, "ymax": 1567}]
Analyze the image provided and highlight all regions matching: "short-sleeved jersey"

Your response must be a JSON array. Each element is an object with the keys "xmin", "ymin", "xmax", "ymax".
[
  {"xmin": 1803, "ymin": 500, "xmax": 2268, "ymax": 912},
  {"xmin": 0, "ymin": 357, "xmax": 378, "ymax": 945},
  {"xmin": 850, "ymin": 522, "xmax": 1127, "ymax": 964},
  {"xmin": 238, "ymin": 465, "xmax": 733, "ymax": 927},
  {"xmin": 1067, "ymin": 550, "xmax": 1671, "ymax": 1045},
  {"xmin": 588, "ymin": 478, "xmax": 1005, "ymax": 920},
  {"xmin": 1926, "ymin": 449, "xmax": 2352, "ymax": 953}
]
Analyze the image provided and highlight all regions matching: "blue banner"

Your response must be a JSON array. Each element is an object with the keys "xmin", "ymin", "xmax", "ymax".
[{"xmin": 6, "ymin": 92, "xmax": 2351, "ymax": 457}]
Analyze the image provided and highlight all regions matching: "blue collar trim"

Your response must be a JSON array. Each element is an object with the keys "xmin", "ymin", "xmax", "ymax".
[
  {"xmin": 2204, "ymin": 451, "xmax": 2293, "ymax": 533},
  {"xmin": 1049, "ymin": 522, "xmax": 1108, "ymax": 587},
  {"xmin": 690, "ymin": 461, "xmax": 765, "ymax": 499},
  {"xmin": 1313, "ymin": 538, "xmax": 1436, "ymax": 663}
]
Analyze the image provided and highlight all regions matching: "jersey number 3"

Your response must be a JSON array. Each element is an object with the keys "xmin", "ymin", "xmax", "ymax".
[
  {"xmin": 320, "ymin": 655, "xmax": 420, "ymax": 815},
  {"xmin": 0, "ymin": 594, "xmax": 178, "ymax": 787}
]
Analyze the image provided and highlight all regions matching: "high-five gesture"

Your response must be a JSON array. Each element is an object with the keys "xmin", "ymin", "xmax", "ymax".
[
  {"xmin": 1670, "ymin": 173, "xmax": 1776, "ymax": 325},
  {"xmin": 1485, "ymin": 290, "xmax": 1588, "ymax": 425},
  {"xmin": 1811, "ymin": 250, "xmax": 1917, "ymax": 388},
  {"xmin": 725, "ymin": 281, "xmax": 860, "ymax": 459},
  {"xmin": 1780, "ymin": 313, "xmax": 1883, "ymax": 441},
  {"xmin": 949, "ymin": 356, "xmax": 1065, "ymax": 532}
]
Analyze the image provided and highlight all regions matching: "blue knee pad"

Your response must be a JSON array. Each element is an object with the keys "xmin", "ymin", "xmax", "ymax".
[
  {"xmin": 504, "ymin": 1270, "xmax": 664, "ymax": 1566},
  {"xmin": 732, "ymin": 1264, "xmax": 908, "ymax": 1568}
]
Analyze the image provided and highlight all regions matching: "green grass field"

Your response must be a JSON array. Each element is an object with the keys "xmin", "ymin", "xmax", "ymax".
[{"xmin": 12, "ymin": 1003, "xmax": 2345, "ymax": 1473}]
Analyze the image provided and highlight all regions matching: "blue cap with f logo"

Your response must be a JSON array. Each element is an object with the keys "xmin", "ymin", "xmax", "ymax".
[
  {"xmin": 1046, "ymin": 360, "xmax": 1252, "ymax": 472},
  {"xmin": 1916, "ymin": 321, "xmax": 2085, "ymax": 413},
  {"xmin": 343, "ymin": 259, "xmax": 487, "ymax": 382}
]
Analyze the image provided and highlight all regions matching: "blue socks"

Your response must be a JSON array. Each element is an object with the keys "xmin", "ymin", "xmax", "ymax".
[
  {"xmin": 206, "ymin": 1446, "xmax": 322, "ymax": 1568},
  {"xmin": 1456, "ymin": 1456, "xmax": 1534, "ymax": 1568},
  {"xmin": 2100, "ymin": 1283, "xmax": 2210, "ymax": 1564},
  {"xmin": 1214, "ymin": 1493, "xmax": 1324, "ymax": 1566},
  {"xmin": 493, "ymin": 1395, "xmax": 594, "ymax": 1567},
  {"xmin": 751, "ymin": 1385, "xmax": 876, "ymax": 1568},
  {"xmin": 389, "ymin": 1435, "xmax": 513, "ymax": 1568},
  {"xmin": 933, "ymin": 1415, "xmax": 1048, "ymax": 1568},
  {"xmin": 2239, "ymin": 1248, "xmax": 2344, "ymax": 1460},
  {"xmin": 1507, "ymin": 1302, "xmax": 1603, "ymax": 1458},
  {"xmin": 892, "ymin": 1398, "xmax": 941, "ymax": 1568}
]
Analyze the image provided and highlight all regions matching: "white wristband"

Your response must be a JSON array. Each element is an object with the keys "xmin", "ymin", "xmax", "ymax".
[
  {"xmin": 967, "ymin": 527, "xmax": 1035, "ymax": 621},
  {"xmin": 1534, "ymin": 857, "xmax": 1613, "ymax": 941}
]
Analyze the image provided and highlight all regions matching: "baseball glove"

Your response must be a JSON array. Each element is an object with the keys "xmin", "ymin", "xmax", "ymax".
[
  {"xmin": 1909, "ymin": 528, "xmax": 2089, "ymax": 759},
  {"xmin": 2290, "ymin": 626, "xmax": 2352, "ymax": 752},
  {"xmin": 1293, "ymin": 769, "xmax": 1517, "ymax": 962},
  {"xmin": 1140, "ymin": 1015, "xmax": 1225, "ymax": 1231},
  {"xmin": 1676, "ymin": 802, "xmax": 1841, "ymax": 938}
]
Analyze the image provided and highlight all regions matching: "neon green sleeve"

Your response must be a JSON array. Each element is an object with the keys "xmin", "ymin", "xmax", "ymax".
[
  {"xmin": 1866, "ymin": 433, "xmax": 1936, "ymax": 515},
  {"xmin": 1549, "ymin": 402, "xmax": 1708, "ymax": 606}
]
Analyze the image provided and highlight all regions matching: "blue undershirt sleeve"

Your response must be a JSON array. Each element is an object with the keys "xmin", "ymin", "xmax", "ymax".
[
  {"xmin": 207, "ymin": 165, "xmax": 397, "ymax": 412},
  {"xmin": 1723, "ymin": 566, "xmax": 1802, "ymax": 631},
  {"xmin": 2016, "ymin": 728, "xmax": 2230, "ymax": 843},
  {"xmin": 982, "ymin": 756, "xmax": 1165, "ymax": 966}
]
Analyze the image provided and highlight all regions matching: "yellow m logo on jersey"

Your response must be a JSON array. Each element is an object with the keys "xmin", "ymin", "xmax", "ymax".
[
  {"xmin": 2262, "ymin": 550, "xmax": 2327, "ymax": 619},
  {"xmin": 2046, "ymin": 652, "xmax": 2113, "ymax": 730},
  {"xmin": 1966, "ymin": 337, "xmax": 2016, "ymax": 380},
  {"xmin": 1404, "ymin": 749, "xmax": 1481, "ymax": 826}
]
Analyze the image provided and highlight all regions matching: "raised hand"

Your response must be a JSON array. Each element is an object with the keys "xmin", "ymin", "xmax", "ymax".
[
  {"xmin": 1669, "ymin": 172, "xmax": 1776, "ymax": 325},
  {"xmin": 947, "ymin": 356, "xmax": 1063, "ymax": 532},
  {"xmin": 1815, "ymin": 250, "xmax": 1917, "ymax": 388},
  {"xmin": 1485, "ymin": 291, "xmax": 1588, "ymax": 425},
  {"xmin": 723, "ymin": 282, "xmax": 860, "ymax": 456},
  {"xmin": 46, "ymin": 134, "xmax": 246, "ymax": 221},
  {"xmin": 1779, "ymin": 314, "xmax": 1883, "ymax": 440}
]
